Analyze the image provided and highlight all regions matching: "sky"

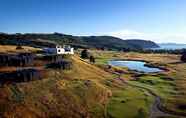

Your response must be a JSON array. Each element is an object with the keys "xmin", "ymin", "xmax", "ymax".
[{"xmin": 0, "ymin": 0, "xmax": 186, "ymax": 43}]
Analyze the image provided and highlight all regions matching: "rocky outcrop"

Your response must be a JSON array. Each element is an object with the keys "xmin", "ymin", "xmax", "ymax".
[
  {"xmin": 0, "ymin": 53, "xmax": 35, "ymax": 67},
  {"xmin": 0, "ymin": 69, "xmax": 41, "ymax": 85},
  {"xmin": 36, "ymin": 55, "xmax": 64, "ymax": 62},
  {"xmin": 0, "ymin": 54, "xmax": 72, "ymax": 85},
  {"xmin": 46, "ymin": 60, "xmax": 72, "ymax": 70}
]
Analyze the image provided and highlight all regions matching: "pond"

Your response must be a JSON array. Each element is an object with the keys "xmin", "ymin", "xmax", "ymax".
[{"xmin": 108, "ymin": 60, "xmax": 163, "ymax": 73}]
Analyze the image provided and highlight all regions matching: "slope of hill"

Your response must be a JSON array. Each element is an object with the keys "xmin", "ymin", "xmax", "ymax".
[
  {"xmin": 0, "ymin": 55, "xmax": 112, "ymax": 118},
  {"xmin": 125, "ymin": 39, "xmax": 159, "ymax": 49},
  {"xmin": 0, "ymin": 33, "xmax": 159, "ymax": 50}
]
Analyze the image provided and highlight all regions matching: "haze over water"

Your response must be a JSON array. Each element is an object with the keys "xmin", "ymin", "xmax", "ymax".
[{"xmin": 157, "ymin": 43, "xmax": 186, "ymax": 50}]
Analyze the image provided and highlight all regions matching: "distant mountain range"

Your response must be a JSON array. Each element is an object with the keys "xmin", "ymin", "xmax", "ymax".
[{"xmin": 0, "ymin": 33, "xmax": 159, "ymax": 50}]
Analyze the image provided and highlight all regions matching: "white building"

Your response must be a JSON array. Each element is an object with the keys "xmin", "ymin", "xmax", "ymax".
[
  {"xmin": 56, "ymin": 45, "xmax": 74, "ymax": 54},
  {"xmin": 43, "ymin": 45, "xmax": 74, "ymax": 55}
]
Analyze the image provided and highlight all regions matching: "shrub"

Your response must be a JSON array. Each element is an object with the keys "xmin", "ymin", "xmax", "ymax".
[
  {"xmin": 181, "ymin": 52, "xmax": 186, "ymax": 62},
  {"xmin": 89, "ymin": 55, "xmax": 95, "ymax": 63},
  {"xmin": 81, "ymin": 49, "xmax": 89, "ymax": 59},
  {"xmin": 16, "ymin": 45, "xmax": 23, "ymax": 50},
  {"xmin": 134, "ymin": 108, "xmax": 146, "ymax": 118}
]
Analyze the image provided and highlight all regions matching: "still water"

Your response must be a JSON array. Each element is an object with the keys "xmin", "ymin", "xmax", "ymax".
[{"xmin": 108, "ymin": 60, "xmax": 163, "ymax": 73}]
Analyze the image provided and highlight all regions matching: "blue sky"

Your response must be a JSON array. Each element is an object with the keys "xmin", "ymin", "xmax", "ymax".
[{"xmin": 0, "ymin": 0, "xmax": 186, "ymax": 43}]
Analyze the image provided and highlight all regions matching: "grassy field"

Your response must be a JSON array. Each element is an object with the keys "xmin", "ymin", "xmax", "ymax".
[
  {"xmin": 107, "ymin": 85, "xmax": 154, "ymax": 118},
  {"xmin": 0, "ymin": 49, "xmax": 185, "ymax": 118},
  {"xmin": 0, "ymin": 45, "xmax": 41, "ymax": 53},
  {"xmin": 92, "ymin": 50, "xmax": 186, "ymax": 117}
]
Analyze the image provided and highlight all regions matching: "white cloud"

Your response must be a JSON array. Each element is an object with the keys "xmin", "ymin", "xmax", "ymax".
[
  {"xmin": 109, "ymin": 29, "xmax": 145, "ymax": 39},
  {"xmin": 106, "ymin": 29, "xmax": 186, "ymax": 44}
]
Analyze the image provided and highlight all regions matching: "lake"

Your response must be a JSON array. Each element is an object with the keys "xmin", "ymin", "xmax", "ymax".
[{"xmin": 108, "ymin": 60, "xmax": 163, "ymax": 73}]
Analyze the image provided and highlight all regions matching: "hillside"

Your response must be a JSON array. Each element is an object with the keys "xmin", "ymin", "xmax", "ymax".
[
  {"xmin": 0, "ymin": 55, "xmax": 112, "ymax": 118},
  {"xmin": 0, "ymin": 50, "xmax": 185, "ymax": 118},
  {"xmin": 124, "ymin": 39, "xmax": 159, "ymax": 49},
  {"xmin": 0, "ymin": 33, "xmax": 159, "ymax": 50},
  {"xmin": 75, "ymin": 36, "xmax": 159, "ymax": 50}
]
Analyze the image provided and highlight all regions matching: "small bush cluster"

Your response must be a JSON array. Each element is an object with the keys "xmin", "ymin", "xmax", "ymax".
[
  {"xmin": 81, "ymin": 49, "xmax": 96, "ymax": 63},
  {"xmin": 89, "ymin": 55, "xmax": 95, "ymax": 63},
  {"xmin": 181, "ymin": 52, "xmax": 186, "ymax": 62},
  {"xmin": 81, "ymin": 49, "xmax": 89, "ymax": 59},
  {"xmin": 16, "ymin": 45, "xmax": 23, "ymax": 50}
]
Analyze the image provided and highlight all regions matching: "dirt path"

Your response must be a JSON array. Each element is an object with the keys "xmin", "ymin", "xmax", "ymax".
[
  {"xmin": 126, "ymin": 81, "xmax": 186, "ymax": 118},
  {"xmin": 149, "ymin": 96, "xmax": 176, "ymax": 118}
]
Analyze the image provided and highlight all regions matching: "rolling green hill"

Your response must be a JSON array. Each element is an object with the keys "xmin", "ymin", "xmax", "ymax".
[{"xmin": 0, "ymin": 33, "xmax": 159, "ymax": 50}]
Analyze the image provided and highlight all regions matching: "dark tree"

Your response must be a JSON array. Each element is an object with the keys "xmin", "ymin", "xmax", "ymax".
[
  {"xmin": 81, "ymin": 49, "xmax": 89, "ymax": 59},
  {"xmin": 100, "ymin": 47, "xmax": 105, "ymax": 51},
  {"xmin": 181, "ymin": 52, "xmax": 186, "ymax": 62},
  {"xmin": 122, "ymin": 48, "xmax": 130, "ymax": 52},
  {"xmin": 134, "ymin": 108, "xmax": 146, "ymax": 118},
  {"xmin": 89, "ymin": 55, "xmax": 95, "ymax": 63},
  {"xmin": 16, "ymin": 44, "xmax": 23, "ymax": 50}
]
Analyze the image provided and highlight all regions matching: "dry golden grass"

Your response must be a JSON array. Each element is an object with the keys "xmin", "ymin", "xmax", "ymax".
[
  {"xmin": 70, "ymin": 55, "xmax": 112, "ymax": 80},
  {"xmin": 0, "ymin": 45, "xmax": 41, "ymax": 53},
  {"xmin": 0, "ymin": 54, "xmax": 112, "ymax": 118}
]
